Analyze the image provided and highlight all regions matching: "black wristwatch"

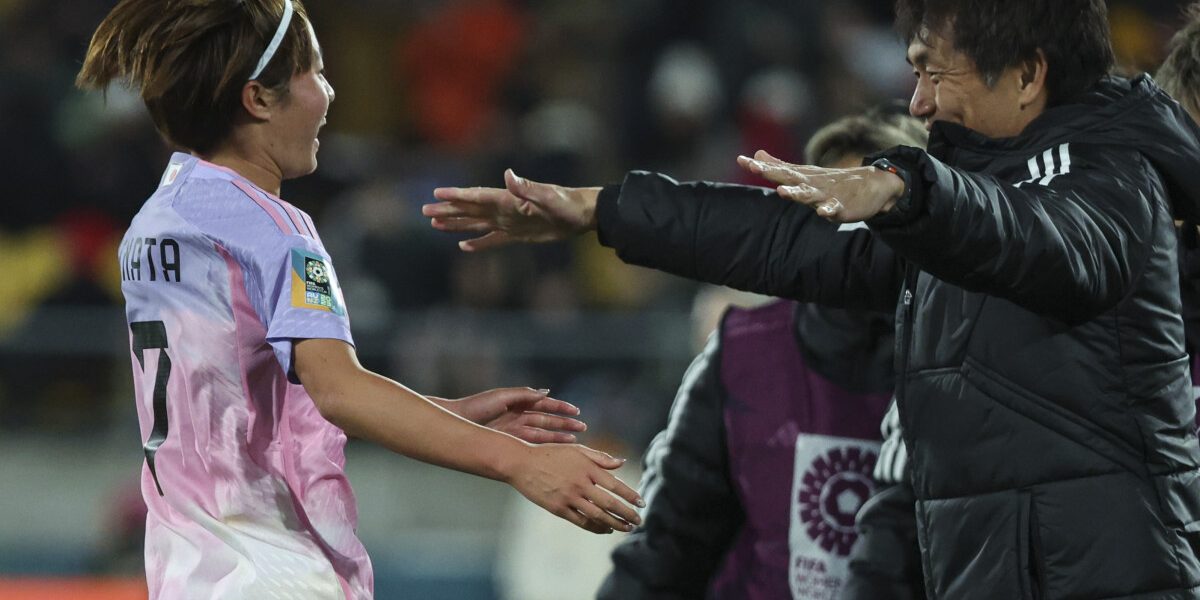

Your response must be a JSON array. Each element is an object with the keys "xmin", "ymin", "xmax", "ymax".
[{"xmin": 871, "ymin": 157, "xmax": 913, "ymax": 213}]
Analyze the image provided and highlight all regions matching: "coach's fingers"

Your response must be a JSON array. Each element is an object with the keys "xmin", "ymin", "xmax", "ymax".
[
  {"xmin": 422, "ymin": 201, "xmax": 494, "ymax": 219},
  {"xmin": 738, "ymin": 156, "xmax": 809, "ymax": 187},
  {"xmin": 777, "ymin": 183, "xmax": 824, "ymax": 205},
  {"xmin": 433, "ymin": 186, "xmax": 511, "ymax": 204},
  {"xmin": 504, "ymin": 169, "xmax": 555, "ymax": 204},
  {"xmin": 459, "ymin": 231, "xmax": 514, "ymax": 252},
  {"xmin": 430, "ymin": 217, "xmax": 496, "ymax": 233},
  {"xmin": 753, "ymin": 149, "xmax": 788, "ymax": 165}
]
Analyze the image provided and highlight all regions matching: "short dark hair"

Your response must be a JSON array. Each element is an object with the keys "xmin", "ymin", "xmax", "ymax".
[
  {"xmin": 895, "ymin": 0, "xmax": 1115, "ymax": 106},
  {"xmin": 805, "ymin": 104, "xmax": 927, "ymax": 168},
  {"xmin": 77, "ymin": 0, "xmax": 318, "ymax": 154},
  {"xmin": 1158, "ymin": 2, "xmax": 1200, "ymax": 119}
]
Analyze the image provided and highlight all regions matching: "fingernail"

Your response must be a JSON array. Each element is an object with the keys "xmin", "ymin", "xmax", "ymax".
[
  {"xmin": 636, "ymin": 498, "xmax": 646, "ymax": 508},
  {"xmin": 537, "ymin": 388, "xmax": 550, "ymax": 395},
  {"xmin": 821, "ymin": 204, "xmax": 836, "ymax": 215},
  {"xmin": 458, "ymin": 241, "xmax": 469, "ymax": 250}
]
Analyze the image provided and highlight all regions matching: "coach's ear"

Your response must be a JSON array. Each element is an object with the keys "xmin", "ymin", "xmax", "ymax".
[{"xmin": 1018, "ymin": 49, "xmax": 1049, "ymax": 111}]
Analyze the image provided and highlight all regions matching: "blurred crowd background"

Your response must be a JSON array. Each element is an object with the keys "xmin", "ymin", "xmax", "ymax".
[{"xmin": 0, "ymin": 0, "xmax": 1189, "ymax": 598}]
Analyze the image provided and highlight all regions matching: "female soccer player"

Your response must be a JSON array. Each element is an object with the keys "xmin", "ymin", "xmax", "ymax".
[{"xmin": 77, "ymin": 1, "xmax": 642, "ymax": 598}]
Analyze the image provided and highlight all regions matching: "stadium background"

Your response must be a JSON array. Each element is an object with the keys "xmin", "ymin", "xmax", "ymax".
[{"xmin": 0, "ymin": 0, "xmax": 1186, "ymax": 598}]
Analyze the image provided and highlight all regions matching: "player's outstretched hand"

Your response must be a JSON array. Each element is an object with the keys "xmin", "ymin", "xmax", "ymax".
[
  {"xmin": 505, "ymin": 443, "xmax": 644, "ymax": 534},
  {"xmin": 441, "ymin": 387, "xmax": 587, "ymax": 444},
  {"xmin": 737, "ymin": 150, "xmax": 905, "ymax": 222},
  {"xmin": 424, "ymin": 169, "xmax": 601, "ymax": 251}
]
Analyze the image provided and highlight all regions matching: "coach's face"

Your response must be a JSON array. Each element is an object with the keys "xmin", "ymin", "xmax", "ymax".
[{"xmin": 907, "ymin": 27, "xmax": 1047, "ymax": 138}]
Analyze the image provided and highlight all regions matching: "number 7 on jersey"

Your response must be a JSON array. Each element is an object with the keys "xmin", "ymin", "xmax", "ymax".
[{"xmin": 131, "ymin": 320, "xmax": 171, "ymax": 496}]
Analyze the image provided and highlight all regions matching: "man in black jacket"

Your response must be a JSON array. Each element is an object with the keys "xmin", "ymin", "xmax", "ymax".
[
  {"xmin": 596, "ymin": 110, "xmax": 925, "ymax": 600},
  {"xmin": 425, "ymin": 0, "xmax": 1200, "ymax": 597}
]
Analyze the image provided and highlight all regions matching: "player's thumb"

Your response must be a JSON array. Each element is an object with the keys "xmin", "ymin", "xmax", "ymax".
[{"xmin": 579, "ymin": 446, "xmax": 626, "ymax": 470}]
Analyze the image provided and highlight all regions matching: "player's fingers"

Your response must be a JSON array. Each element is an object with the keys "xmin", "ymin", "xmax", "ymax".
[
  {"xmin": 573, "ymin": 496, "xmax": 635, "ymax": 532},
  {"xmin": 584, "ymin": 485, "xmax": 642, "ymax": 528},
  {"xmin": 515, "ymin": 412, "xmax": 586, "ymax": 433},
  {"xmin": 558, "ymin": 506, "xmax": 612, "ymax": 534},
  {"xmin": 459, "ymin": 231, "xmax": 514, "ymax": 252},
  {"xmin": 479, "ymin": 387, "xmax": 547, "ymax": 407},
  {"xmin": 481, "ymin": 388, "xmax": 581, "ymax": 420},
  {"xmin": 514, "ymin": 427, "xmax": 577, "ymax": 444},
  {"xmin": 430, "ymin": 217, "xmax": 496, "ymax": 233},
  {"xmin": 578, "ymin": 445, "xmax": 625, "ymax": 470},
  {"xmin": 593, "ymin": 468, "xmax": 645, "ymax": 508},
  {"xmin": 526, "ymin": 396, "xmax": 581, "ymax": 417}
]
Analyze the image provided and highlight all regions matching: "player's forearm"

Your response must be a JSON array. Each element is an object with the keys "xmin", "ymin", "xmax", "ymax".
[{"xmin": 314, "ymin": 368, "xmax": 527, "ymax": 482}]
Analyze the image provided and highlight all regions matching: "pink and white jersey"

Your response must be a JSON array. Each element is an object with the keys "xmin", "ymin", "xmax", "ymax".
[{"xmin": 120, "ymin": 153, "xmax": 371, "ymax": 599}]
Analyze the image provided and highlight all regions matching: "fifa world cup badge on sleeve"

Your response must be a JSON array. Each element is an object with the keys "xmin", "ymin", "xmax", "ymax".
[{"xmin": 290, "ymin": 248, "xmax": 345, "ymax": 315}]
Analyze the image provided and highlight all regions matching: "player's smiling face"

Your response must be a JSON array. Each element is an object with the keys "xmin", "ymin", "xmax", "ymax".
[{"xmin": 270, "ymin": 39, "xmax": 334, "ymax": 180}]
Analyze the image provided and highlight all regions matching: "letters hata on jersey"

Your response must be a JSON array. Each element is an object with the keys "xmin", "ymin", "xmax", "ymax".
[{"xmin": 121, "ymin": 237, "xmax": 182, "ymax": 282}]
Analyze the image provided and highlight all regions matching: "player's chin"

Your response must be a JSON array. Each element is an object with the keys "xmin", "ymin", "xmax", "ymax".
[
  {"xmin": 309, "ymin": 140, "xmax": 321, "ymax": 172},
  {"xmin": 282, "ymin": 155, "xmax": 319, "ymax": 180},
  {"xmin": 304, "ymin": 140, "xmax": 321, "ymax": 170}
]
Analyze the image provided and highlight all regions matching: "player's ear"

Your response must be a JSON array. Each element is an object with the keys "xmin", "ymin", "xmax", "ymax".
[{"xmin": 241, "ymin": 81, "xmax": 275, "ymax": 121}]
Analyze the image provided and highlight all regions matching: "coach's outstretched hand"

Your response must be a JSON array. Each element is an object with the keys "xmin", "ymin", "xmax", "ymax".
[
  {"xmin": 737, "ymin": 150, "xmax": 905, "ymax": 222},
  {"xmin": 434, "ymin": 387, "xmax": 587, "ymax": 444},
  {"xmin": 424, "ymin": 169, "xmax": 601, "ymax": 251}
]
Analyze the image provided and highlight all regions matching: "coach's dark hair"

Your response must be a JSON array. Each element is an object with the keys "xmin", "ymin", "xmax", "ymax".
[
  {"xmin": 77, "ymin": 0, "xmax": 317, "ymax": 154},
  {"xmin": 1158, "ymin": 2, "xmax": 1200, "ymax": 119},
  {"xmin": 805, "ymin": 104, "xmax": 927, "ymax": 168},
  {"xmin": 895, "ymin": 0, "xmax": 1115, "ymax": 106}
]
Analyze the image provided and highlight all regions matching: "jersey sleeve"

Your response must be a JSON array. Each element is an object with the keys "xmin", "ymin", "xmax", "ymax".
[
  {"xmin": 169, "ymin": 175, "xmax": 355, "ymax": 384},
  {"xmin": 252, "ymin": 234, "xmax": 353, "ymax": 383}
]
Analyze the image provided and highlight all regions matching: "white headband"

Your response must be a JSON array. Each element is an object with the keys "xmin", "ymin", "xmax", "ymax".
[{"xmin": 248, "ymin": 0, "xmax": 294, "ymax": 81}]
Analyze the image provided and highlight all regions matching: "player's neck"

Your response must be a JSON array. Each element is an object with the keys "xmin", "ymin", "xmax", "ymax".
[{"xmin": 198, "ymin": 147, "xmax": 284, "ymax": 196}]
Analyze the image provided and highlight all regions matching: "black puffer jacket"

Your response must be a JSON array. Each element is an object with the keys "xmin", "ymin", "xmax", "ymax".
[{"xmin": 595, "ymin": 75, "xmax": 1200, "ymax": 599}]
